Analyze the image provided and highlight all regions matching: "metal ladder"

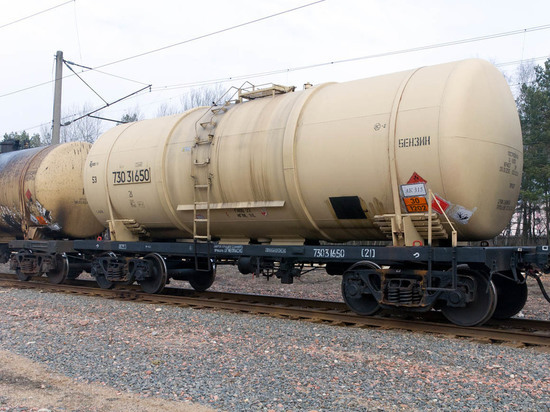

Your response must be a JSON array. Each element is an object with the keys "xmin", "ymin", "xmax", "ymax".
[
  {"xmin": 191, "ymin": 102, "xmax": 230, "ymax": 270},
  {"xmin": 192, "ymin": 119, "xmax": 215, "ymax": 243},
  {"xmin": 192, "ymin": 181, "xmax": 211, "ymax": 242}
]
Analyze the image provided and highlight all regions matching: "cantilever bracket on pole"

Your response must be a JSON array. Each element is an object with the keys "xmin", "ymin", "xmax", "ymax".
[{"xmin": 62, "ymin": 84, "xmax": 151, "ymax": 126}]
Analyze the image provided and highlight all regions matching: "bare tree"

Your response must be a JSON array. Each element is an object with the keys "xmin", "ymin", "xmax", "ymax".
[
  {"xmin": 180, "ymin": 84, "xmax": 227, "ymax": 111},
  {"xmin": 156, "ymin": 102, "xmax": 179, "ymax": 117},
  {"xmin": 515, "ymin": 60, "xmax": 537, "ymax": 87},
  {"xmin": 61, "ymin": 104, "xmax": 104, "ymax": 143},
  {"xmin": 40, "ymin": 124, "xmax": 52, "ymax": 146}
]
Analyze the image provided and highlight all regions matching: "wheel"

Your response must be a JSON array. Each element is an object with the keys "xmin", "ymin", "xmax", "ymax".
[
  {"xmin": 341, "ymin": 261, "xmax": 381, "ymax": 316},
  {"xmin": 189, "ymin": 269, "xmax": 216, "ymax": 292},
  {"xmin": 47, "ymin": 254, "xmax": 69, "ymax": 284},
  {"xmin": 491, "ymin": 272, "xmax": 528, "ymax": 319},
  {"xmin": 139, "ymin": 253, "xmax": 167, "ymax": 294},
  {"xmin": 441, "ymin": 270, "xmax": 497, "ymax": 326}
]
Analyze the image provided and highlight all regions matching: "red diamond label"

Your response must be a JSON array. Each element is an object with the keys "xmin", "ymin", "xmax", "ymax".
[
  {"xmin": 431, "ymin": 195, "xmax": 450, "ymax": 214},
  {"xmin": 407, "ymin": 172, "xmax": 427, "ymax": 184}
]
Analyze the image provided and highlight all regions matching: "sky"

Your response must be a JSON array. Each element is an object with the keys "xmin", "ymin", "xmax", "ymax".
[{"xmin": 1, "ymin": 0, "xmax": 549, "ymax": 137}]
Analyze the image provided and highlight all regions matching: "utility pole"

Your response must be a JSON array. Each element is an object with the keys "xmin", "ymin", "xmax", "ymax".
[{"xmin": 52, "ymin": 50, "xmax": 63, "ymax": 145}]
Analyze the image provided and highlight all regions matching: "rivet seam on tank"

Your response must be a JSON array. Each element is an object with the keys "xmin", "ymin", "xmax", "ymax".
[
  {"xmin": 282, "ymin": 82, "xmax": 336, "ymax": 241},
  {"xmin": 388, "ymin": 68, "xmax": 420, "ymax": 220}
]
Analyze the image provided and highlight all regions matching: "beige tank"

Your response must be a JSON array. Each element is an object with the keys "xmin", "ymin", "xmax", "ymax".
[
  {"xmin": 0, "ymin": 142, "xmax": 103, "ymax": 240},
  {"xmin": 84, "ymin": 59, "xmax": 522, "ymax": 244}
]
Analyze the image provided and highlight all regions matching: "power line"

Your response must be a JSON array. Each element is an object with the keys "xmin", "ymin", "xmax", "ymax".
[
  {"xmin": 0, "ymin": 0, "xmax": 74, "ymax": 30},
  {"xmin": 62, "ymin": 59, "xmax": 156, "ymax": 85},
  {"xmin": 18, "ymin": 53, "xmax": 548, "ymax": 133},
  {"xmin": 87, "ymin": 53, "xmax": 550, "ymax": 119},
  {"xmin": 0, "ymin": 0, "xmax": 326, "ymax": 99},
  {"xmin": 0, "ymin": 57, "xmax": 150, "ymax": 99},
  {"xmin": 91, "ymin": 0, "xmax": 326, "ymax": 71},
  {"xmin": 93, "ymin": 69, "xmax": 152, "ymax": 86},
  {"xmin": 495, "ymin": 56, "xmax": 549, "ymax": 68},
  {"xmin": 155, "ymin": 24, "xmax": 550, "ymax": 92}
]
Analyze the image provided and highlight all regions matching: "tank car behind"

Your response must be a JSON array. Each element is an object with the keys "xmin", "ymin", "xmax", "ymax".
[{"xmin": 0, "ymin": 142, "xmax": 103, "ymax": 282}]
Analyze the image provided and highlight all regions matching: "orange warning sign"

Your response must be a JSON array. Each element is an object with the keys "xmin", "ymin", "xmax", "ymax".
[{"xmin": 404, "ymin": 196, "xmax": 429, "ymax": 212}]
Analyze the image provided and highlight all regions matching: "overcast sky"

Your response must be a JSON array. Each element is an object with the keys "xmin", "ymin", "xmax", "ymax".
[{"xmin": 1, "ymin": 0, "xmax": 549, "ymax": 136}]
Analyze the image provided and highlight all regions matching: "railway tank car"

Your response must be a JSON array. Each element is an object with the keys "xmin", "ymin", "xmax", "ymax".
[
  {"xmin": 7, "ymin": 59, "xmax": 550, "ymax": 327},
  {"xmin": 84, "ymin": 58, "xmax": 521, "ymax": 244},
  {"xmin": 0, "ymin": 142, "xmax": 103, "ymax": 281}
]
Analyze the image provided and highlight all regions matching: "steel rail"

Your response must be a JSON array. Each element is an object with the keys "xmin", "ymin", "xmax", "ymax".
[{"xmin": 0, "ymin": 274, "xmax": 548, "ymax": 348}]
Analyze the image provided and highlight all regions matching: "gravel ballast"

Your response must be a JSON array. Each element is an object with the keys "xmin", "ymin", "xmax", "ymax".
[{"xmin": 0, "ymin": 280, "xmax": 549, "ymax": 411}]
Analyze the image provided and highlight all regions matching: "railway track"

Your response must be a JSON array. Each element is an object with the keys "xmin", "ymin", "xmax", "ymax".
[{"xmin": 0, "ymin": 273, "xmax": 548, "ymax": 349}]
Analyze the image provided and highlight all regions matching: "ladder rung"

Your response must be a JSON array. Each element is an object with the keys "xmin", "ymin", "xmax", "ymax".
[
  {"xmin": 194, "ymin": 235, "xmax": 210, "ymax": 240},
  {"xmin": 195, "ymin": 134, "xmax": 213, "ymax": 143},
  {"xmin": 211, "ymin": 107, "xmax": 227, "ymax": 114},
  {"xmin": 194, "ymin": 159, "xmax": 210, "ymax": 165},
  {"xmin": 194, "ymin": 184, "xmax": 210, "ymax": 189}
]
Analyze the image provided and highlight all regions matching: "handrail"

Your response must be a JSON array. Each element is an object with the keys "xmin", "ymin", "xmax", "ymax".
[{"xmin": 428, "ymin": 189, "xmax": 457, "ymax": 247}]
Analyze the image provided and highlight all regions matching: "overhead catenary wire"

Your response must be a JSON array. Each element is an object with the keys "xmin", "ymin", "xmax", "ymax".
[
  {"xmin": 16, "ymin": 53, "xmax": 550, "ymax": 134},
  {"xmin": 155, "ymin": 25, "xmax": 550, "ymax": 91},
  {"xmin": 0, "ymin": 0, "xmax": 74, "ymax": 30},
  {"xmin": 65, "ymin": 53, "xmax": 548, "ymax": 128},
  {"xmin": 0, "ymin": 0, "xmax": 326, "ymax": 100},
  {"xmin": 8, "ymin": 9, "xmax": 550, "ymax": 132},
  {"xmin": 91, "ymin": 0, "xmax": 327, "ymax": 72},
  {"xmin": 2, "ymin": 9, "xmax": 548, "ymax": 100},
  {"xmin": 154, "ymin": 54, "xmax": 550, "ymax": 92}
]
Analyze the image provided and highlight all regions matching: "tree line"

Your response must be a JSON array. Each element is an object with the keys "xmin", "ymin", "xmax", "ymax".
[{"xmin": 507, "ymin": 58, "xmax": 550, "ymax": 245}]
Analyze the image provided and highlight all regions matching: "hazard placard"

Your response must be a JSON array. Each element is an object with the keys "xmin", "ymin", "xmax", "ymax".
[
  {"xmin": 403, "ymin": 196, "xmax": 429, "ymax": 212},
  {"xmin": 431, "ymin": 195, "xmax": 450, "ymax": 214},
  {"xmin": 407, "ymin": 172, "xmax": 427, "ymax": 184}
]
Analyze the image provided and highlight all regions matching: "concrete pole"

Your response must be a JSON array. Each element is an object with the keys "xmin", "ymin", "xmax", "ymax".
[{"xmin": 52, "ymin": 50, "xmax": 63, "ymax": 145}]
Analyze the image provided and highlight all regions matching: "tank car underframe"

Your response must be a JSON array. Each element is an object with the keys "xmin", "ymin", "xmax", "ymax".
[
  {"xmin": 7, "ymin": 240, "xmax": 550, "ymax": 326},
  {"xmin": 6, "ymin": 241, "xmax": 80, "ymax": 284}
]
